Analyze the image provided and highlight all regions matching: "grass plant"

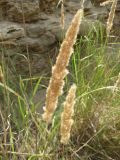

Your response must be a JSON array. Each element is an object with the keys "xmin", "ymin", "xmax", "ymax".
[{"xmin": 0, "ymin": 6, "xmax": 120, "ymax": 160}]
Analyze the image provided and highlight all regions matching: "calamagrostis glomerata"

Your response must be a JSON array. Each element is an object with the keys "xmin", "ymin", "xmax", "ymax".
[
  {"xmin": 60, "ymin": 84, "xmax": 77, "ymax": 144},
  {"xmin": 60, "ymin": 0, "xmax": 65, "ymax": 30},
  {"xmin": 107, "ymin": 0, "xmax": 117, "ymax": 36},
  {"xmin": 42, "ymin": 9, "xmax": 83, "ymax": 123}
]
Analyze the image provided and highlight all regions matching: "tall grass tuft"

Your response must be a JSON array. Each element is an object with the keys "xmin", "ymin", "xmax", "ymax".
[{"xmin": 42, "ymin": 9, "xmax": 83, "ymax": 123}]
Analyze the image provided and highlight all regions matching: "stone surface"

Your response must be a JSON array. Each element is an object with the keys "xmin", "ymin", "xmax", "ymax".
[
  {"xmin": 0, "ymin": 22, "xmax": 24, "ymax": 41},
  {"xmin": 7, "ymin": 0, "xmax": 40, "ymax": 23},
  {"xmin": 0, "ymin": 0, "xmax": 120, "ymax": 77},
  {"xmin": 39, "ymin": 0, "xmax": 56, "ymax": 12}
]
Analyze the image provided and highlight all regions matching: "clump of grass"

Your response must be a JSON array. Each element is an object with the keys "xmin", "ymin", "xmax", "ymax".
[
  {"xmin": 42, "ymin": 9, "xmax": 83, "ymax": 123},
  {"xmin": 0, "ymin": 2, "xmax": 120, "ymax": 160},
  {"xmin": 69, "ymin": 25, "xmax": 120, "ymax": 159}
]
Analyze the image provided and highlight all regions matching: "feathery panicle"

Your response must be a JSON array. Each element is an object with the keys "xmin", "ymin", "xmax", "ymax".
[
  {"xmin": 42, "ymin": 9, "xmax": 83, "ymax": 123},
  {"xmin": 106, "ymin": 0, "xmax": 117, "ymax": 36},
  {"xmin": 61, "ymin": 0, "xmax": 65, "ymax": 30},
  {"xmin": 0, "ymin": 65, "xmax": 4, "ymax": 82},
  {"xmin": 56, "ymin": 9, "xmax": 83, "ymax": 68},
  {"xmin": 60, "ymin": 84, "xmax": 77, "ymax": 144}
]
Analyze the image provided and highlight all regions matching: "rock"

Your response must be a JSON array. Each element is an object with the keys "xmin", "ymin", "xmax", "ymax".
[
  {"xmin": 11, "ymin": 51, "xmax": 52, "ymax": 77},
  {"xmin": 65, "ymin": 1, "xmax": 81, "ymax": 14},
  {"xmin": 32, "ymin": 88, "xmax": 46, "ymax": 114},
  {"xmin": 6, "ymin": 0, "xmax": 40, "ymax": 23},
  {"xmin": 39, "ymin": 0, "xmax": 56, "ymax": 12},
  {"xmin": 17, "ymin": 32, "xmax": 56, "ymax": 53},
  {"xmin": 0, "ymin": 0, "xmax": 8, "ymax": 5},
  {"xmin": 104, "ymin": 44, "xmax": 120, "ymax": 67},
  {"xmin": 0, "ymin": 22, "xmax": 24, "ymax": 41},
  {"xmin": 26, "ymin": 22, "xmax": 46, "ymax": 38}
]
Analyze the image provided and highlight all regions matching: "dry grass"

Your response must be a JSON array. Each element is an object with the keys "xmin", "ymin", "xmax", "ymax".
[
  {"xmin": 0, "ymin": 65, "xmax": 3, "ymax": 82},
  {"xmin": 106, "ymin": 0, "xmax": 118, "ymax": 36},
  {"xmin": 42, "ymin": 9, "xmax": 83, "ymax": 123},
  {"xmin": 60, "ymin": 0, "xmax": 65, "ymax": 30},
  {"xmin": 60, "ymin": 84, "xmax": 76, "ymax": 144}
]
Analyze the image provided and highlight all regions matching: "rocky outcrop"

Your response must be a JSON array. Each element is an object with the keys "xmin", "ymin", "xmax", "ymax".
[
  {"xmin": 0, "ymin": 22, "xmax": 24, "ymax": 40},
  {"xmin": 0, "ymin": 0, "xmax": 120, "ymax": 76},
  {"xmin": 7, "ymin": 0, "xmax": 40, "ymax": 23}
]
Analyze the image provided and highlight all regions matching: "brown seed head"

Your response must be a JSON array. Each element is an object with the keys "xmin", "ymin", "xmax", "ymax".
[
  {"xmin": 42, "ymin": 9, "xmax": 83, "ymax": 123},
  {"xmin": 107, "ymin": 0, "xmax": 117, "ymax": 36},
  {"xmin": 60, "ymin": 84, "xmax": 77, "ymax": 144}
]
